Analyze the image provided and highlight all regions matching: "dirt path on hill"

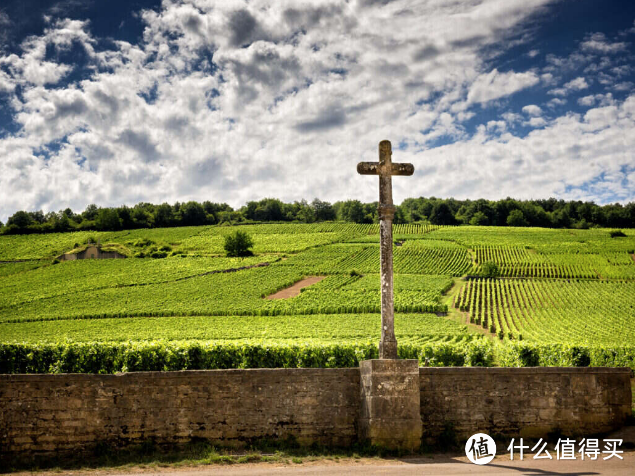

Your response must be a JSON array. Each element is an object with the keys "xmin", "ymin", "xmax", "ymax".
[
  {"xmin": 460, "ymin": 310, "xmax": 493, "ymax": 337},
  {"xmin": 442, "ymin": 278, "xmax": 494, "ymax": 339},
  {"xmin": 266, "ymin": 276, "xmax": 326, "ymax": 299}
]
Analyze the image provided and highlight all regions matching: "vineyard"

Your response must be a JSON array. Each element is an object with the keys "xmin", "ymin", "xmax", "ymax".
[
  {"xmin": 0, "ymin": 223, "xmax": 634, "ymax": 371},
  {"xmin": 0, "ymin": 312, "xmax": 473, "ymax": 345},
  {"xmin": 471, "ymin": 246, "xmax": 635, "ymax": 279},
  {"xmin": 455, "ymin": 278, "xmax": 635, "ymax": 342}
]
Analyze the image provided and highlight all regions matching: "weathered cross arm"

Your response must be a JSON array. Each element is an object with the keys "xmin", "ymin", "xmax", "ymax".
[{"xmin": 357, "ymin": 162, "xmax": 414, "ymax": 176}]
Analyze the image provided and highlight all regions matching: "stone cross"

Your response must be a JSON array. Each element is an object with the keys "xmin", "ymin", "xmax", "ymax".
[{"xmin": 357, "ymin": 140, "xmax": 414, "ymax": 359}]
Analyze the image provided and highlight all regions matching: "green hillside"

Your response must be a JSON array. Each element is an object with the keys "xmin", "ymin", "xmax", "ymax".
[{"xmin": 1, "ymin": 224, "xmax": 634, "ymax": 372}]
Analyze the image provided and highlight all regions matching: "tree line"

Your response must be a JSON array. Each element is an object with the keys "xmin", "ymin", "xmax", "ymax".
[{"xmin": 1, "ymin": 196, "xmax": 634, "ymax": 235}]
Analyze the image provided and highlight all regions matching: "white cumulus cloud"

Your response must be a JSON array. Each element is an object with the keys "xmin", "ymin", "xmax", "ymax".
[
  {"xmin": 564, "ymin": 76, "xmax": 589, "ymax": 91},
  {"xmin": 580, "ymin": 32, "xmax": 628, "ymax": 54},
  {"xmin": 0, "ymin": 0, "xmax": 633, "ymax": 221},
  {"xmin": 467, "ymin": 69, "xmax": 540, "ymax": 105},
  {"xmin": 522, "ymin": 105, "xmax": 543, "ymax": 116}
]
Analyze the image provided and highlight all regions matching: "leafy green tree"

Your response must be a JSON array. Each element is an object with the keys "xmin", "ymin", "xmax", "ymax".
[
  {"xmin": 480, "ymin": 261, "xmax": 500, "ymax": 278},
  {"xmin": 95, "ymin": 208, "xmax": 122, "ymax": 231},
  {"xmin": 400, "ymin": 197, "xmax": 427, "ymax": 221},
  {"xmin": 429, "ymin": 202, "xmax": 456, "ymax": 225},
  {"xmin": 549, "ymin": 208, "xmax": 571, "ymax": 228},
  {"xmin": 133, "ymin": 208, "xmax": 152, "ymax": 228},
  {"xmin": 574, "ymin": 219, "xmax": 590, "ymax": 229},
  {"xmin": 577, "ymin": 202, "xmax": 594, "ymax": 223},
  {"xmin": 243, "ymin": 201, "xmax": 258, "ymax": 220},
  {"xmin": 263, "ymin": 198, "xmax": 285, "ymax": 221},
  {"xmin": 52, "ymin": 214, "xmax": 71, "ymax": 232},
  {"xmin": 7, "ymin": 211, "xmax": 33, "ymax": 229},
  {"xmin": 154, "ymin": 203, "xmax": 174, "ymax": 227},
  {"xmin": 337, "ymin": 200, "xmax": 365, "ymax": 223},
  {"xmin": 62, "ymin": 208, "xmax": 74, "ymax": 219},
  {"xmin": 7, "ymin": 211, "xmax": 33, "ymax": 233},
  {"xmin": 393, "ymin": 206, "xmax": 407, "ymax": 224},
  {"xmin": 419, "ymin": 199, "xmax": 434, "ymax": 219},
  {"xmin": 4, "ymin": 213, "xmax": 38, "ymax": 234},
  {"xmin": 507, "ymin": 209, "xmax": 528, "ymax": 227},
  {"xmin": 457, "ymin": 199, "xmax": 495, "ymax": 225},
  {"xmin": 469, "ymin": 211, "xmax": 488, "ymax": 226},
  {"xmin": 118, "ymin": 206, "xmax": 135, "ymax": 229},
  {"xmin": 244, "ymin": 198, "xmax": 285, "ymax": 222},
  {"xmin": 311, "ymin": 198, "xmax": 335, "ymax": 221},
  {"xmin": 30, "ymin": 210, "xmax": 46, "ymax": 224},
  {"xmin": 82, "ymin": 204, "xmax": 99, "ymax": 221},
  {"xmin": 296, "ymin": 200, "xmax": 316, "ymax": 223},
  {"xmin": 591, "ymin": 207, "xmax": 606, "ymax": 226},
  {"xmin": 224, "ymin": 230, "xmax": 254, "ymax": 257},
  {"xmin": 455, "ymin": 204, "xmax": 470, "ymax": 224},
  {"xmin": 181, "ymin": 201, "xmax": 207, "ymax": 226},
  {"xmin": 362, "ymin": 202, "xmax": 378, "ymax": 224},
  {"xmin": 202, "ymin": 201, "xmax": 231, "ymax": 216},
  {"xmin": 606, "ymin": 206, "xmax": 628, "ymax": 228},
  {"xmin": 531, "ymin": 205, "xmax": 551, "ymax": 228},
  {"xmin": 626, "ymin": 202, "xmax": 635, "ymax": 224}
]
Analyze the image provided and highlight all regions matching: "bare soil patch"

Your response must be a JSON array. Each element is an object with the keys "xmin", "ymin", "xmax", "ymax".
[
  {"xmin": 443, "ymin": 279, "xmax": 493, "ymax": 339},
  {"xmin": 266, "ymin": 276, "xmax": 326, "ymax": 299}
]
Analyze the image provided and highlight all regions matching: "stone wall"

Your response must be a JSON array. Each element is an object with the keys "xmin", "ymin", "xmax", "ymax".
[
  {"xmin": 0, "ymin": 366, "xmax": 631, "ymax": 459},
  {"xmin": 419, "ymin": 367, "xmax": 632, "ymax": 441},
  {"xmin": 0, "ymin": 369, "xmax": 360, "ymax": 457}
]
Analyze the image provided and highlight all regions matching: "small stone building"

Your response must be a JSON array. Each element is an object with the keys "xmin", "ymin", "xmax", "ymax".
[{"xmin": 59, "ymin": 245, "xmax": 126, "ymax": 261}]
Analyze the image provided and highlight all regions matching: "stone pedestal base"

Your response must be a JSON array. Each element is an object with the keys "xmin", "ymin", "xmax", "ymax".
[{"xmin": 359, "ymin": 359, "xmax": 422, "ymax": 451}]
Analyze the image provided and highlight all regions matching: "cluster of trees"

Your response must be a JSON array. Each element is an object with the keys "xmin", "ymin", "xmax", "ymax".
[
  {"xmin": 1, "ymin": 196, "xmax": 634, "ymax": 235},
  {"xmin": 1, "ymin": 201, "xmax": 235, "ymax": 235},
  {"xmin": 401, "ymin": 197, "xmax": 635, "ymax": 229}
]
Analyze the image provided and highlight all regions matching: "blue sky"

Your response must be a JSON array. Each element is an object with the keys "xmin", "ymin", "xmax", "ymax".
[{"xmin": 0, "ymin": 0, "xmax": 634, "ymax": 221}]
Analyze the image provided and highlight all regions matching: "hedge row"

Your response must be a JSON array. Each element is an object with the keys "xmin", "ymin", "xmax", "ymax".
[
  {"xmin": 1, "ymin": 341, "xmax": 633, "ymax": 374},
  {"xmin": 496, "ymin": 342, "xmax": 635, "ymax": 369},
  {"xmin": 0, "ymin": 341, "xmax": 494, "ymax": 374},
  {"xmin": 6, "ymin": 303, "xmax": 449, "ymax": 324}
]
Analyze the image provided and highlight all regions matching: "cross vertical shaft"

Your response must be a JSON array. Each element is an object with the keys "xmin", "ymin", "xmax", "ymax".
[
  {"xmin": 378, "ymin": 140, "xmax": 397, "ymax": 359},
  {"xmin": 357, "ymin": 140, "xmax": 414, "ymax": 359},
  {"xmin": 378, "ymin": 202, "xmax": 396, "ymax": 358}
]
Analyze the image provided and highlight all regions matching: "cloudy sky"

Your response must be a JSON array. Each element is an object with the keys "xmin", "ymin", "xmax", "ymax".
[{"xmin": 0, "ymin": 0, "xmax": 634, "ymax": 221}]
